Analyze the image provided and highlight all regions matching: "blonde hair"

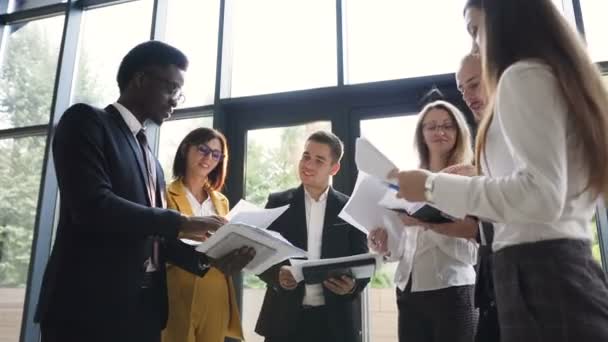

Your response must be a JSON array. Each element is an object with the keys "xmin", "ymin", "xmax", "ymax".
[
  {"xmin": 415, "ymin": 100, "xmax": 473, "ymax": 170},
  {"xmin": 476, "ymin": 0, "xmax": 608, "ymax": 197}
]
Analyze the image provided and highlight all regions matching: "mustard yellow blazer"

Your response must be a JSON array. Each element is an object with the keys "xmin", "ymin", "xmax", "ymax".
[{"xmin": 163, "ymin": 180, "xmax": 243, "ymax": 341}]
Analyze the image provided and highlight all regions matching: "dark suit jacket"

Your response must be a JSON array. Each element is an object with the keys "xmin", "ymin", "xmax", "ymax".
[
  {"xmin": 255, "ymin": 186, "xmax": 369, "ymax": 342},
  {"xmin": 35, "ymin": 104, "xmax": 208, "ymax": 335}
]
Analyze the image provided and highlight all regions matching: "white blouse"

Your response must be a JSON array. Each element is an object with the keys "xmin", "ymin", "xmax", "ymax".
[
  {"xmin": 185, "ymin": 188, "xmax": 218, "ymax": 217},
  {"xmin": 387, "ymin": 226, "xmax": 477, "ymax": 292},
  {"xmin": 430, "ymin": 60, "xmax": 596, "ymax": 252}
]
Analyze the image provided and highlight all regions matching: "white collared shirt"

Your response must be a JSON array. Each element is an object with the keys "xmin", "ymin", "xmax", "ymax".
[
  {"xmin": 431, "ymin": 60, "xmax": 596, "ymax": 252},
  {"xmin": 302, "ymin": 186, "xmax": 329, "ymax": 306},
  {"xmin": 388, "ymin": 226, "xmax": 477, "ymax": 292},
  {"xmin": 112, "ymin": 102, "xmax": 143, "ymax": 137},
  {"xmin": 112, "ymin": 102, "xmax": 158, "ymax": 206},
  {"xmin": 185, "ymin": 188, "xmax": 217, "ymax": 217}
]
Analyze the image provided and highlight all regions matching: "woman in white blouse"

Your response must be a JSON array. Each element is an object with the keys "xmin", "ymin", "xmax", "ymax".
[
  {"xmin": 393, "ymin": 0, "xmax": 608, "ymax": 341},
  {"xmin": 368, "ymin": 100, "xmax": 478, "ymax": 342}
]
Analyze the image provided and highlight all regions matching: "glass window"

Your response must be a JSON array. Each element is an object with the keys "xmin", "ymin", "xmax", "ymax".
[
  {"xmin": 591, "ymin": 218, "xmax": 602, "ymax": 265},
  {"xmin": 580, "ymin": 0, "xmax": 608, "ymax": 62},
  {"xmin": 227, "ymin": 0, "xmax": 337, "ymax": 98},
  {"xmin": 71, "ymin": 0, "xmax": 153, "ymax": 107},
  {"xmin": 242, "ymin": 121, "xmax": 331, "ymax": 342},
  {"xmin": 164, "ymin": 0, "xmax": 220, "ymax": 107},
  {"xmin": 343, "ymin": 0, "xmax": 471, "ymax": 84},
  {"xmin": 360, "ymin": 114, "xmax": 420, "ymax": 342},
  {"xmin": 157, "ymin": 116, "xmax": 214, "ymax": 182},
  {"xmin": 7, "ymin": 0, "xmax": 65, "ymax": 13},
  {"xmin": 0, "ymin": 136, "xmax": 46, "ymax": 342},
  {"xmin": 0, "ymin": 16, "xmax": 64, "ymax": 129}
]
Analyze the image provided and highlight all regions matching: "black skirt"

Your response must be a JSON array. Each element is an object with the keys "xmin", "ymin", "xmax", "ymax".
[
  {"xmin": 493, "ymin": 238, "xmax": 608, "ymax": 342},
  {"xmin": 397, "ymin": 281, "xmax": 477, "ymax": 342}
]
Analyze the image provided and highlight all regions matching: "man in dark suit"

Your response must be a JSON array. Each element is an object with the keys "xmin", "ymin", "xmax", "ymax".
[
  {"xmin": 255, "ymin": 131, "xmax": 369, "ymax": 342},
  {"xmin": 35, "ymin": 41, "xmax": 254, "ymax": 342}
]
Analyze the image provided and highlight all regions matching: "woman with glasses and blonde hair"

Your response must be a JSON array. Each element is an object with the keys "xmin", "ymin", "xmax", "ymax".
[
  {"xmin": 162, "ymin": 127, "xmax": 243, "ymax": 342},
  {"xmin": 392, "ymin": 0, "xmax": 608, "ymax": 340},
  {"xmin": 368, "ymin": 100, "xmax": 478, "ymax": 342}
]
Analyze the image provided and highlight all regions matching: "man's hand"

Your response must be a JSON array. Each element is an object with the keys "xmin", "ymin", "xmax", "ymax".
[
  {"xmin": 278, "ymin": 265, "xmax": 298, "ymax": 290},
  {"xmin": 368, "ymin": 227, "xmax": 389, "ymax": 255},
  {"xmin": 323, "ymin": 276, "xmax": 356, "ymax": 295},
  {"xmin": 209, "ymin": 246, "xmax": 256, "ymax": 276},
  {"xmin": 180, "ymin": 215, "xmax": 228, "ymax": 240}
]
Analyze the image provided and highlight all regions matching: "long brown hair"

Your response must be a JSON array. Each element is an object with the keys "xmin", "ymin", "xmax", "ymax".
[
  {"xmin": 474, "ymin": 0, "xmax": 608, "ymax": 195},
  {"xmin": 414, "ymin": 100, "xmax": 473, "ymax": 170},
  {"xmin": 172, "ymin": 127, "xmax": 229, "ymax": 191}
]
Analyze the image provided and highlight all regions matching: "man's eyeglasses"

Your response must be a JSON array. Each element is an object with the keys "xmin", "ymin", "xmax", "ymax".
[
  {"xmin": 196, "ymin": 144, "xmax": 223, "ymax": 161},
  {"xmin": 145, "ymin": 72, "xmax": 186, "ymax": 105},
  {"xmin": 423, "ymin": 123, "xmax": 457, "ymax": 132}
]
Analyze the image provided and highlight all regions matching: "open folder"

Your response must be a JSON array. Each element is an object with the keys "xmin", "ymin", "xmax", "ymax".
[
  {"xmin": 378, "ymin": 190, "xmax": 455, "ymax": 224},
  {"xmin": 289, "ymin": 253, "xmax": 382, "ymax": 285},
  {"xmin": 196, "ymin": 223, "xmax": 307, "ymax": 274}
]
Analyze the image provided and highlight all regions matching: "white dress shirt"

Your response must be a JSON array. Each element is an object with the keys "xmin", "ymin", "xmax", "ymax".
[
  {"xmin": 387, "ymin": 225, "xmax": 477, "ymax": 292},
  {"xmin": 113, "ymin": 102, "xmax": 143, "ymax": 139},
  {"xmin": 302, "ymin": 187, "xmax": 329, "ymax": 306},
  {"xmin": 185, "ymin": 188, "xmax": 218, "ymax": 217},
  {"xmin": 112, "ymin": 101, "xmax": 158, "ymax": 201},
  {"xmin": 430, "ymin": 60, "xmax": 596, "ymax": 252}
]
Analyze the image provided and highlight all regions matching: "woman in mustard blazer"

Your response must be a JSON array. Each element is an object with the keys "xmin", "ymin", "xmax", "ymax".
[{"xmin": 162, "ymin": 127, "xmax": 243, "ymax": 342}]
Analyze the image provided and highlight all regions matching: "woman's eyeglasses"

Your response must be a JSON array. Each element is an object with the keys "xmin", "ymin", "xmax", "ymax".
[{"xmin": 196, "ymin": 144, "xmax": 223, "ymax": 161}]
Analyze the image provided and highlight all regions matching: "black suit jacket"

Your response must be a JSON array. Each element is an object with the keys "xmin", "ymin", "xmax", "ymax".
[
  {"xmin": 35, "ymin": 104, "xmax": 208, "ymax": 334},
  {"xmin": 255, "ymin": 186, "xmax": 369, "ymax": 342}
]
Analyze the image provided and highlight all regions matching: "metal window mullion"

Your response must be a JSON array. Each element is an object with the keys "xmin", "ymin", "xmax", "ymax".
[
  {"xmin": 147, "ymin": 0, "xmax": 168, "ymax": 154},
  {"xmin": 20, "ymin": 1, "xmax": 83, "ymax": 341},
  {"xmin": 336, "ymin": 0, "xmax": 345, "ymax": 86}
]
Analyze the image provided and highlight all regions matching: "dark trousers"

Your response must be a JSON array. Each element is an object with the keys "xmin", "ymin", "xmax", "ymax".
[
  {"xmin": 475, "ymin": 304, "xmax": 499, "ymax": 342},
  {"xmin": 493, "ymin": 239, "xmax": 608, "ymax": 342},
  {"xmin": 264, "ymin": 306, "xmax": 332, "ymax": 342},
  {"xmin": 40, "ymin": 287, "xmax": 162, "ymax": 342},
  {"xmin": 397, "ymin": 282, "xmax": 477, "ymax": 342}
]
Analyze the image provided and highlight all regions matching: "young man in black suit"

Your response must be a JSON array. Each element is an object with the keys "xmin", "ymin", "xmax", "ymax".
[
  {"xmin": 35, "ymin": 41, "xmax": 254, "ymax": 342},
  {"xmin": 255, "ymin": 131, "xmax": 369, "ymax": 342}
]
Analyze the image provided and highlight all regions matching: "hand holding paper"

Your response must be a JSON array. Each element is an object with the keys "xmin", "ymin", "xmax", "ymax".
[
  {"xmin": 209, "ymin": 246, "xmax": 256, "ymax": 276},
  {"xmin": 387, "ymin": 168, "xmax": 430, "ymax": 202},
  {"xmin": 179, "ymin": 215, "xmax": 228, "ymax": 240},
  {"xmin": 196, "ymin": 223, "xmax": 307, "ymax": 274}
]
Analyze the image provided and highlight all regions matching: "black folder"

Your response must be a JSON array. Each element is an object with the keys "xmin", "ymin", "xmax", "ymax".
[
  {"xmin": 301, "ymin": 257, "xmax": 377, "ymax": 285},
  {"xmin": 390, "ymin": 204, "xmax": 454, "ymax": 224}
]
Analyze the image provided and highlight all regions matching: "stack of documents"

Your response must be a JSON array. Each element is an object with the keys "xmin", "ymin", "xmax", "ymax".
[
  {"xmin": 196, "ymin": 223, "xmax": 307, "ymax": 274},
  {"xmin": 190, "ymin": 199, "xmax": 306, "ymax": 274},
  {"xmin": 289, "ymin": 253, "xmax": 382, "ymax": 284}
]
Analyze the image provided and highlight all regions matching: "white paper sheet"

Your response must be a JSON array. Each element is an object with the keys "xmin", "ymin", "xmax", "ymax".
[
  {"xmin": 226, "ymin": 199, "xmax": 289, "ymax": 229},
  {"xmin": 378, "ymin": 190, "xmax": 426, "ymax": 214},
  {"xmin": 355, "ymin": 137, "xmax": 399, "ymax": 187},
  {"xmin": 195, "ymin": 223, "xmax": 307, "ymax": 274},
  {"xmin": 338, "ymin": 172, "xmax": 404, "ymax": 243},
  {"xmin": 288, "ymin": 253, "xmax": 383, "ymax": 283}
]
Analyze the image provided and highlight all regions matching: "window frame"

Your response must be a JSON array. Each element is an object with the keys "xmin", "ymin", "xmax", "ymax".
[{"xmin": 0, "ymin": 1, "xmax": 605, "ymax": 342}]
